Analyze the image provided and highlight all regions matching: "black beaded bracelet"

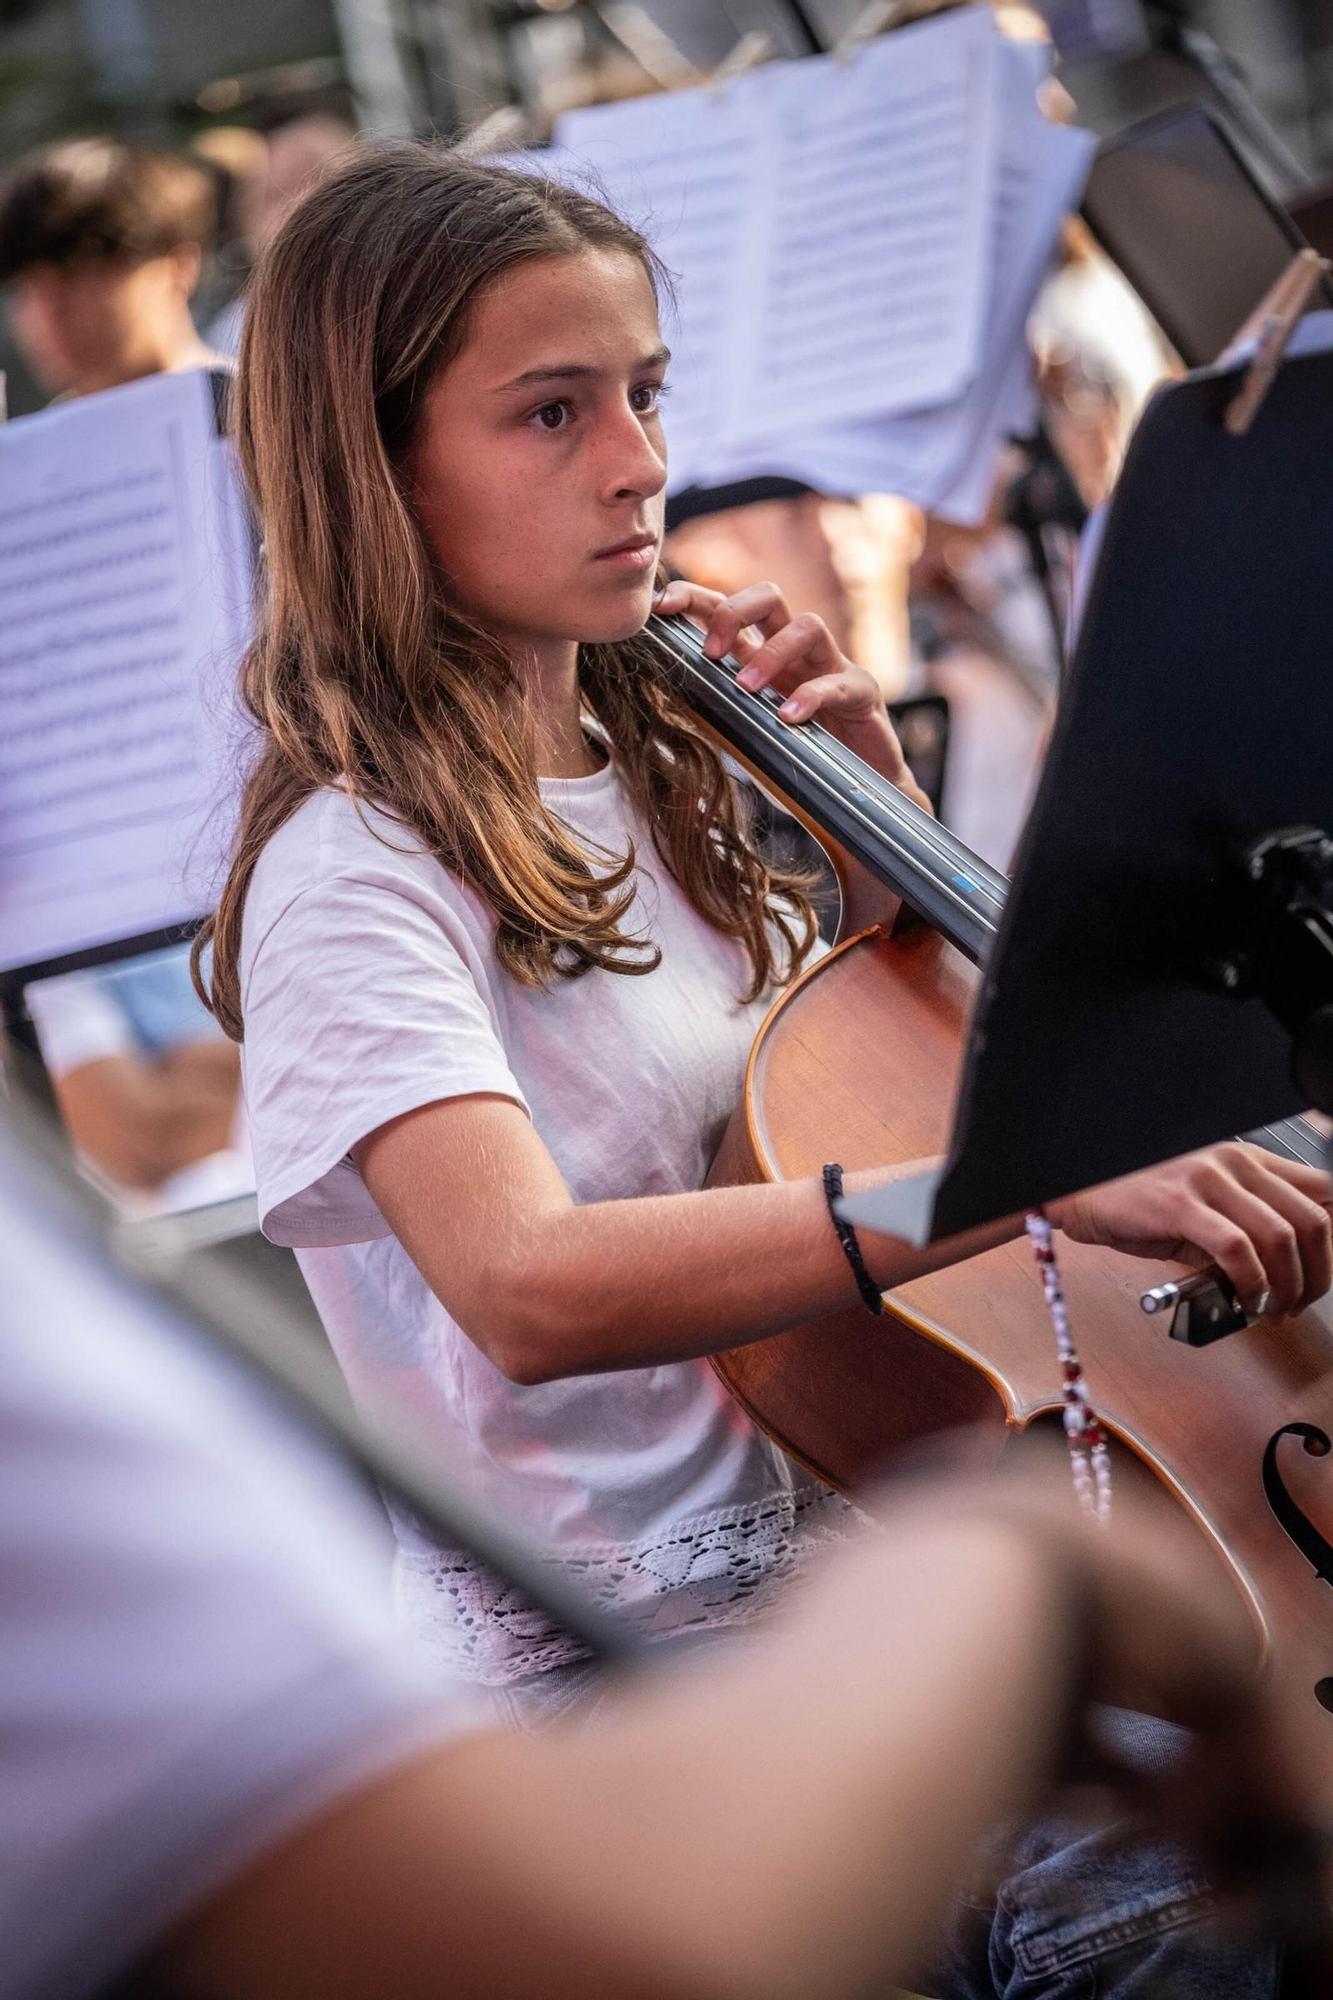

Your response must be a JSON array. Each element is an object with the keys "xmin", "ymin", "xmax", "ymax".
[{"xmin": 822, "ymin": 1162, "xmax": 885, "ymax": 1316}]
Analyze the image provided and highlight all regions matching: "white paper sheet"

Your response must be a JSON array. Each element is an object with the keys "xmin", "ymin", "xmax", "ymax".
[
  {"xmin": 0, "ymin": 370, "xmax": 251, "ymax": 972},
  {"xmin": 550, "ymin": 91, "xmax": 763, "ymax": 489},
  {"xmin": 730, "ymin": 10, "xmax": 1000, "ymax": 436},
  {"xmin": 555, "ymin": 5, "xmax": 1002, "ymax": 486},
  {"xmin": 687, "ymin": 44, "xmax": 1094, "ymax": 521}
]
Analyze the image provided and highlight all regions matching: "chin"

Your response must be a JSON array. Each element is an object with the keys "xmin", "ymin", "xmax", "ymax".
[{"xmin": 577, "ymin": 587, "xmax": 658, "ymax": 647}]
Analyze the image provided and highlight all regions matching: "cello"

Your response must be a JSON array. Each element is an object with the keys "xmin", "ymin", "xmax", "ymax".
[{"xmin": 646, "ymin": 608, "xmax": 1333, "ymax": 1740}]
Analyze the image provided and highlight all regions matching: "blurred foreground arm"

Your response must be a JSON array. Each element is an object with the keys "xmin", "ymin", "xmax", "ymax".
[{"xmin": 161, "ymin": 1473, "xmax": 1303, "ymax": 2000}]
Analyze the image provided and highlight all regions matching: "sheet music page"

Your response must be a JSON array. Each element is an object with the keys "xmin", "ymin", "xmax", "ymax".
[
  {"xmin": 729, "ymin": 7, "xmax": 1000, "ymax": 438},
  {"xmin": 884, "ymin": 67, "xmax": 1094, "ymax": 491},
  {"xmin": 555, "ymin": 5, "xmax": 1000, "ymax": 488},
  {"xmin": 698, "ymin": 49, "xmax": 1094, "ymax": 521},
  {"xmin": 0, "ymin": 370, "xmax": 251, "ymax": 972},
  {"xmin": 815, "ymin": 66, "xmax": 1095, "ymax": 509}
]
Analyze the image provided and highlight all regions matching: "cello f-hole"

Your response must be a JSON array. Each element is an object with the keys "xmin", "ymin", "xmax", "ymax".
[{"xmin": 1263, "ymin": 1423, "xmax": 1333, "ymax": 1585}]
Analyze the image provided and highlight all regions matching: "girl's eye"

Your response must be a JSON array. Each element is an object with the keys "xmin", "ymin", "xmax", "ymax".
[
  {"xmin": 631, "ymin": 382, "xmax": 666, "ymax": 415},
  {"xmin": 533, "ymin": 400, "xmax": 571, "ymax": 431}
]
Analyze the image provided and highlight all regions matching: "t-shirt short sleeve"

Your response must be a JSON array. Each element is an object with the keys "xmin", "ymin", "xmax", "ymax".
[{"xmin": 242, "ymin": 849, "xmax": 529, "ymax": 1248}]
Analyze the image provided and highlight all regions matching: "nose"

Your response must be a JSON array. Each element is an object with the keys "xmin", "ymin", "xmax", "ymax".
[{"xmin": 597, "ymin": 403, "xmax": 667, "ymax": 507}]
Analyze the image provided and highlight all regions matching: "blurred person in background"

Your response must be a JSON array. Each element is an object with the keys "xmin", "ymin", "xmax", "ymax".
[
  {"xmin": 0, "ymin": 137, "xmax": 221, "ymax": 402},
  {"xmin": 0, "ymin": 136, "xmax": 245, "ymax": 1201},
  {"xmin": 205, "ymin": 111, "xmax": 358, "ymax": 360},
  {"xmin": 1030, "ymin": 219, "xmax": 1177, "ymax": 514},
  {"xmin": 189, "ymin": 123, "xmax": 270, "ymax": 338},
  {"xmin": 23, "ymin": 951, "xmax": 249, "ymax": 1210}
]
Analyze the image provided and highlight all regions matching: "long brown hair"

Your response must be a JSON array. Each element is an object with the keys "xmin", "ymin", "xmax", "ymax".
[{"xmin": 195, "ymin": 143, "xmax": 816, "ymax": 1039}]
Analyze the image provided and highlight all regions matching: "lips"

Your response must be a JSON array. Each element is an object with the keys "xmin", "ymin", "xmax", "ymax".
[{"xmin": 593, "ymin": 532, "xmax": 659, "ymax": 563}]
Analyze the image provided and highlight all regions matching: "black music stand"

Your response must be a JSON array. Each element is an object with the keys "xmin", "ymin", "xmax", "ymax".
[{"xmin": 839, "ymin": 335, "xmax": 1333, "ymax": 1247}]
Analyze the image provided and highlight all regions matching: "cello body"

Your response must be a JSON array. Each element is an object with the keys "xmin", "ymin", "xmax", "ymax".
[
  {"xmin": 709, "ymin": 917, "xmax": 1333, "ymax": 1731},
  {"xmin": 645, "ymin": 607, "xmax": 1333, "ymax": 1736}
]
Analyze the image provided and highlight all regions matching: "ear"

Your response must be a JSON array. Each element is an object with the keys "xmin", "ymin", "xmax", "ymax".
[{"xmin": 165, "ymin": 241, "xmax": 203, "ymax": 300}]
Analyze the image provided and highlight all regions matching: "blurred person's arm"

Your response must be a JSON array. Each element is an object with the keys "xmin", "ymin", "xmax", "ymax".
[
  {"xmin": 53, "ymin": 1039, "xmax": 241, "ymax": 1190},
  {"xmin": 158, "ymin": 1476, "xmax": 1308, "ymax": 2000},
  {"xmin": 24, "ymin": 964, "xmax": 241, "ymax": 1189}
]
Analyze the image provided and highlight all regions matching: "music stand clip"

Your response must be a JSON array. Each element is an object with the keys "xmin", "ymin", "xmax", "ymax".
[{"xmin": 1224, "ymin": 248, "xmax": 1331, "ymax": 436}]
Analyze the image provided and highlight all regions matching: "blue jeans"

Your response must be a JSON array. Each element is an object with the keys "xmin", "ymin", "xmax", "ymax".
[
  {"xmin": 492, "ymin": 1661, "xmax": 1280, "ymax": 2000},
  {"xmin": 926, "ymin": 1709, "xmax": 1281, "ymax": 2000}
]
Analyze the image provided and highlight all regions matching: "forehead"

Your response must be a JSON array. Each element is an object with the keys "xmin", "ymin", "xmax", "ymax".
[{"xmin": 457, "ymin": 247, "xmax": 662, "ymax": 383}]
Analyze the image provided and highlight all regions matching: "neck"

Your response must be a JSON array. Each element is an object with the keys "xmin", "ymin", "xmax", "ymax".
[
  {"xmin": 518, "ymin": 637, "xmax": 603, "ymax": 780},
  {"xmin": 72, "ymin": 320, "xmax": 218, "ymax": 400}
]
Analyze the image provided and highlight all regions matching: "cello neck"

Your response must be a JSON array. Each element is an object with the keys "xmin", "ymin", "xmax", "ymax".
[
  {"xmin": 645, "ymin": 611, "xmax": 1007, "ymax": 965},
  {"xmin": 648, "ymin": 612, "xmax": 1328, "ymax": 1172}
]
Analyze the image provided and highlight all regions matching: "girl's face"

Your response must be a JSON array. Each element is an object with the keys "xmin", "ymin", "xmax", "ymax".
[{"xmin": 408, "ymin": 247, "xmax": 669, "ymax": 659}]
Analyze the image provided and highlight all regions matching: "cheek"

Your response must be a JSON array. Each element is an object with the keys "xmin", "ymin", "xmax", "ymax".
[{"xmin": 420, "ymin": 452, "xmax": 569, "ymax": 606}]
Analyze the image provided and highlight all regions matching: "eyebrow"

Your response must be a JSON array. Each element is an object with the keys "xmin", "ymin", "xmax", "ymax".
[{"xmin": 493, "ymin": 346, "xmax": 671, "ymax": 393}]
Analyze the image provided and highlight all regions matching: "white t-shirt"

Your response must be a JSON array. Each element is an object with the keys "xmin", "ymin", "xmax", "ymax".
[
  {"xmin": 0, "ymin": 1137, "xmax": 476, "ymax": 2000},
  {"xmin": 240, "ymin": 761, "xmax": 850, "ymax": 1684}
]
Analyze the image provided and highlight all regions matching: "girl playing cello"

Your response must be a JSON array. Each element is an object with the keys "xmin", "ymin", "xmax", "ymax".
[{"xmin": 200, "ymin": 144, "xmax": 1329, "ymax": 1997}]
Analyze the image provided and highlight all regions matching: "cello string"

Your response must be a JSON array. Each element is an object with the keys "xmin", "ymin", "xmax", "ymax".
[
  {"xmin": 648, "ymin": 618, "xmax": 1007, "ymax": 948},
  {"xmin": 648, "ymin": 614, "xmax": 1003, "ymax": 896},
  {"xmin": 1253, "ymin": 1120, "xmax": 1327, "ymax": 1170}
]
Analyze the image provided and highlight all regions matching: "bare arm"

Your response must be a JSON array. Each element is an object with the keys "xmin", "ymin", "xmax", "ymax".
[
  {"xmin": 156, "ymin": 1476, "xmax": 1297, "ymax": 2000},
  {"xmin": 55, "ymin": 1041, "xmax": 241, "ymax": 1190},
  {"xmin": 348, "ymin": 570, "xmax": 1331, "ymax": 1384},
  {"xmin": 354, "ymin": 1094, "xmax": 1017, "ymax": 1383},
  {"xmin": 356, "ymin": 1094, "xmax": 1332, "ymax": 1386}
]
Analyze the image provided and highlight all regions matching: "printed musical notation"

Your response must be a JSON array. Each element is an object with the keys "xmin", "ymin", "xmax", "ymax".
[
  {"xmin": 755, "ymin": 50, "xmax": 1097, "ymax": 518},
  {"xmin": 553, "ymin": 8, "xmax": 1094, "ymax": 519},
  {"xmin": 746, "ymin": 22, "xmax": 996, "ymax": 435},
  {"xmin": 556, "ymin": 10, "xmax": 999, "ymax": 474},
  {"xmin": 0, "ymin": 370, "xmax": 252, "ymax": 972}
]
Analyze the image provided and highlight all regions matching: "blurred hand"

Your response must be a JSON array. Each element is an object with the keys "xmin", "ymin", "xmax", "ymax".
[{"xmin": 844, "ymin": 1454, "xmax": 1319, "ymax": 1895}]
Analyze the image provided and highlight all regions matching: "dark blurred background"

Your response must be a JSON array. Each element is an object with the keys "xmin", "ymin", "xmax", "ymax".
[{"xmin": 2, "ymin": 4, "xmax": 1329, "ymax": 183}]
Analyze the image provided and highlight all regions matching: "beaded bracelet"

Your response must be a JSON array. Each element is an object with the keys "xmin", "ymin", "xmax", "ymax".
[
  {"xmin": 1025, "ymin": 1210, "xmax": 1113, "ymax": 1523},
  {"xmin": 823, "ymin": 1163, "xmax": 885, "ymax": 1316}
]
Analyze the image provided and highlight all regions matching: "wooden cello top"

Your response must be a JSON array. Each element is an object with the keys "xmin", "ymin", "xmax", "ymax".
[{"xmin": 712, "ymin": 918, "xmax": 1333, "ymax": 1737}]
